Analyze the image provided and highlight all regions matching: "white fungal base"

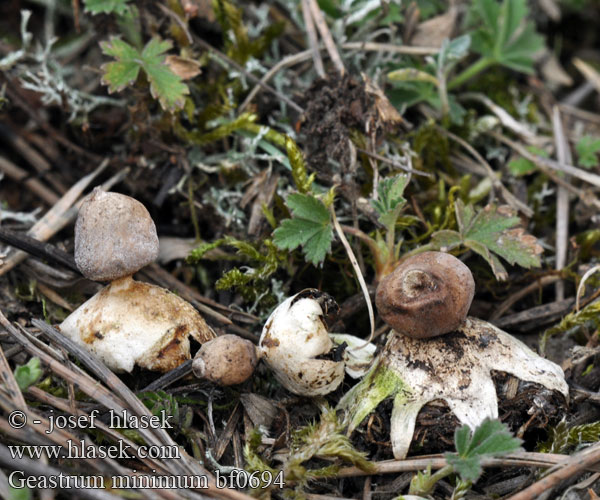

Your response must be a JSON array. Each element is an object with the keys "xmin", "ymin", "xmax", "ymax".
[
  {"xmin": 339, "ymin": 317, "xmax": 569, "ymax": 459},
  {"xmin": 260, "ymin": 291, "xmax": 345, "ymax": 396},
  {"xmin": 59, "ymin": 276, "xmax": 214, "ymax": 373}
]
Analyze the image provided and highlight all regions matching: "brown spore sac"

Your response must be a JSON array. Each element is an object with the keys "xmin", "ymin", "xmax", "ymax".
[
  {"xmin": 193, "ymin": 334, "xmax": 258, "ymax": 386},
  {"xmin": 75, "ymin": 187, "xmax": 159, "ymax": 281},
  {"xmin": 376, "ymin": 252, "xmax": 475, "ymax": 338}
]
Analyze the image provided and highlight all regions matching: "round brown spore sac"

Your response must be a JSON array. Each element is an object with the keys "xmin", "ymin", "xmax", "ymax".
[
  {"xmin": 192, "ymin": 334, "xmax": 259, "ymax": 386},
  {"xmin": 375, "ymin": 251, "xmax": 475, "ymax": 338},
  {"xmin": 75, "ymin": 187, "xmax": 159, "ymax": 281}
]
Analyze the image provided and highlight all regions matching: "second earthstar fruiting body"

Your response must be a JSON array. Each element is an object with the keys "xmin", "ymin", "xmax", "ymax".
[
  {"xmin": 59, "ymin": 188, "xmax": 214, "ymax": 373},
  {"xmin": 339, "ymin": 250, "xmax": 568, "ymax": 459}
]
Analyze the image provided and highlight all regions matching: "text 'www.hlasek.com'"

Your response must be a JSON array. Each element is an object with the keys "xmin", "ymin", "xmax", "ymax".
[{"xmin": 7, "ymin": 408, "xmax": 284, "ymax": 490}]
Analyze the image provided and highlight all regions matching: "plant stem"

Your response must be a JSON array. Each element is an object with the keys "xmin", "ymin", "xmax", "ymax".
[
  {"xmin": 448, "ymin": 57, "xmax": 494, "ymax": 91},
  {"xmin": 410, "ymin": 464, "xmax": 454, "ymax": 496},
  {"xmin": 188, "ymin": 177, "xmax": 201, "ymax": 242}
]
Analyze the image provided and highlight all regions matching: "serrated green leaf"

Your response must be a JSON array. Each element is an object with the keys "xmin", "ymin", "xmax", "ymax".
[
  {"xmin": 100, "ymin": 37, "xmax": 189, "ymax": 111},
  {"xmin": 446, "ymin": 454, "xmax": 482, "ymax": 483},
  {"xmin": 273, "ymin": 193, "xmax": 333, "ymax": 266},
  {"xmin": 141, "ymin": 38, "xmax": 189, "ymax": 110},
  {"xmin": 14, "ymin": 357, "xmax": 42, "ymax": 391},
  {"xmin": 466, "ymin": 238, "xmax": 509, "ymax": 280},
  {"xmin": 83, "ymin": 0, "xmax": 130, "ymax": 15},
  {"xmin": 287, "ymin": 193, "xmax": 330, "ymax": 224},
  {"xmin": 463, "ymin": 203, "xmax": 541, "ymax": 268},
  {"xmin": 273, "ymin": 218, "xmax": 323, "ymax": 250},
  {"xmin": 430, "ymin": 229, "xmax": 462, "ymax": 251},
  {"xmin": 467, "ymin": 419, "xmax": 513, "ymax": 454},
  {"xmin": 576, "ymin": 136, "xmax": 600, "ymax": 168},
  {"xmin": 273, "ymin": 218, "xmax": 333, "ymax": 265},
  {"xmin": 445, "ymin": 419, "xmax": 522, "ymax": 483},
  {"xmin": 371, "ymin": 175, "xmax": 409, "ymax": 230},
  {"xmin": 431, "ymin": 201, "xmax": 541, "ymax": 280},
  {"xmin": 100, "ymin": 38, "xmax": 141, "ymax": 92},
  {"xmin": 303, "ymin": 223, "xmax": 334, "ymax": 266},
  {"xmin": 454, "ymin": 425, "xmax": 471, "ymax": 456},
  {"xmin": 470, "ymin": 0, "xmax": 544, "ymax": 73}
]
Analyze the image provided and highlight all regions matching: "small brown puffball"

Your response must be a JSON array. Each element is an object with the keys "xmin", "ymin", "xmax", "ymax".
[
  {"xmin": 192, "ymin": 334, "xmax": 259, "ymax": 386},
  {"xmin": 75, "ymin": 187, "xmax": 159, "ymax": 281}
]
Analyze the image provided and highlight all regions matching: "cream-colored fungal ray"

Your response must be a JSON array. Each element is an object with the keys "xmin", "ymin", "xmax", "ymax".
[
  {"xmin": 341, "ymin": 317, "xmax": 569, "ymax": 459},
  {"xmin": 59, "ymin": 276, "xmax": 214, "ymax": 373}
]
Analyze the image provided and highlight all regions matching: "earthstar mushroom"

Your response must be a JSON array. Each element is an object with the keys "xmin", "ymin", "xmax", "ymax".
[
  {"xmin": 339, "ymin": 251, "xmax": 569, "ymax": 458},
  {"xmin": 59, "ymin": 187, "xmax": 214, "ymax": 373}
]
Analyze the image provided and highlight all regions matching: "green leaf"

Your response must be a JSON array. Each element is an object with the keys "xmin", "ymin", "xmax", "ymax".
[
  {"xmin": 83, "ymin": 0, "xmax": 130, "ymax": 15},
  {"xmin": 454, "ymin": 425, "xmax": 471, "ymax": 456},
  {"xmin": 371, "ymin": 175, "xmax": 409, "ymax": 231},
  {"xmin": 100, "ymin": 38, "xmax": 141, "ymax": 91},
  {"xmin": 508, "ymin": 146, "xmax": 548, "ymax": 176},
  {"xmin": 286, "ymin": 193, "xmax": 330, "ymax": 223},
  {"xmin": 445, "ymin": 418, "xmax": 522, "ymax": 483},
  {"xmin": 463, "ymin": 203, "xmax": 541, "ymax": 268},
  {"xmin": 576, "ymin": 136, "xmax": 600, "ymax": 168},
  {"xmin": 141, "ymin": 38, "xmax": 189, "ymax": 110},
  {"xmin": 431, "ymin": 200, "xmax": 542, "ymax": 280},
  {"xmin": 437, "ymin": 35, "xmax": 471, "ymax": 73},
  {"xmin": 101, "ymin": 37, "xmax": 189, "ymax": 111},
  {"xmin": 444, "ymin": 35, "xmax": 471, "ymax": 62},
  {"xmin": 14, "ymin": 357, "xmax": 42, "ymax": 391},
  {"xmin": 430, "ymin": 229, "xmax": 463, "ymax": 250},
  {"xmin": 469, "ymin": 0, "xmax": 544, "ymax": 73},
  {"xmin": 446, "ymin": 454, "xmax": 482, "ymax": 483},
  {"xmin": 273, "ymin": 193, "xmax": 333, "ymax": 266},
  {"xmin": 508, "ymin": 156, "xmax": 536, "ymax": 176}
]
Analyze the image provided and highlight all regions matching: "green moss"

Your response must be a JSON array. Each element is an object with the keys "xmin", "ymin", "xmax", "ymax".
[{"xmin": 412, "ymin": 122, "xmax": 452, "ymax": 173}]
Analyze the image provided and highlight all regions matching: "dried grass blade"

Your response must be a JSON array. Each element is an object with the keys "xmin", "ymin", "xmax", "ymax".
[
  {"xmin": 552, "ymin": 106, "xmax": 572, "ymax": 301},
  {"xmin": 0, "ymin": 338, "xmax": 26, "ymax": 409},
  {"xmin": 308, "ymin": 0, "xmax": 345, "ymax": 75},
  {"xmin": 30, "ymin": 319, "xmax": 212, "ymax": 478},
  {"xmin": 0, "ymin": 155, "xmax": 60, "ymax": 205},
  {"xmin": 574, "ymin": 58, "xmax": 600, "ymax": 94}
]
